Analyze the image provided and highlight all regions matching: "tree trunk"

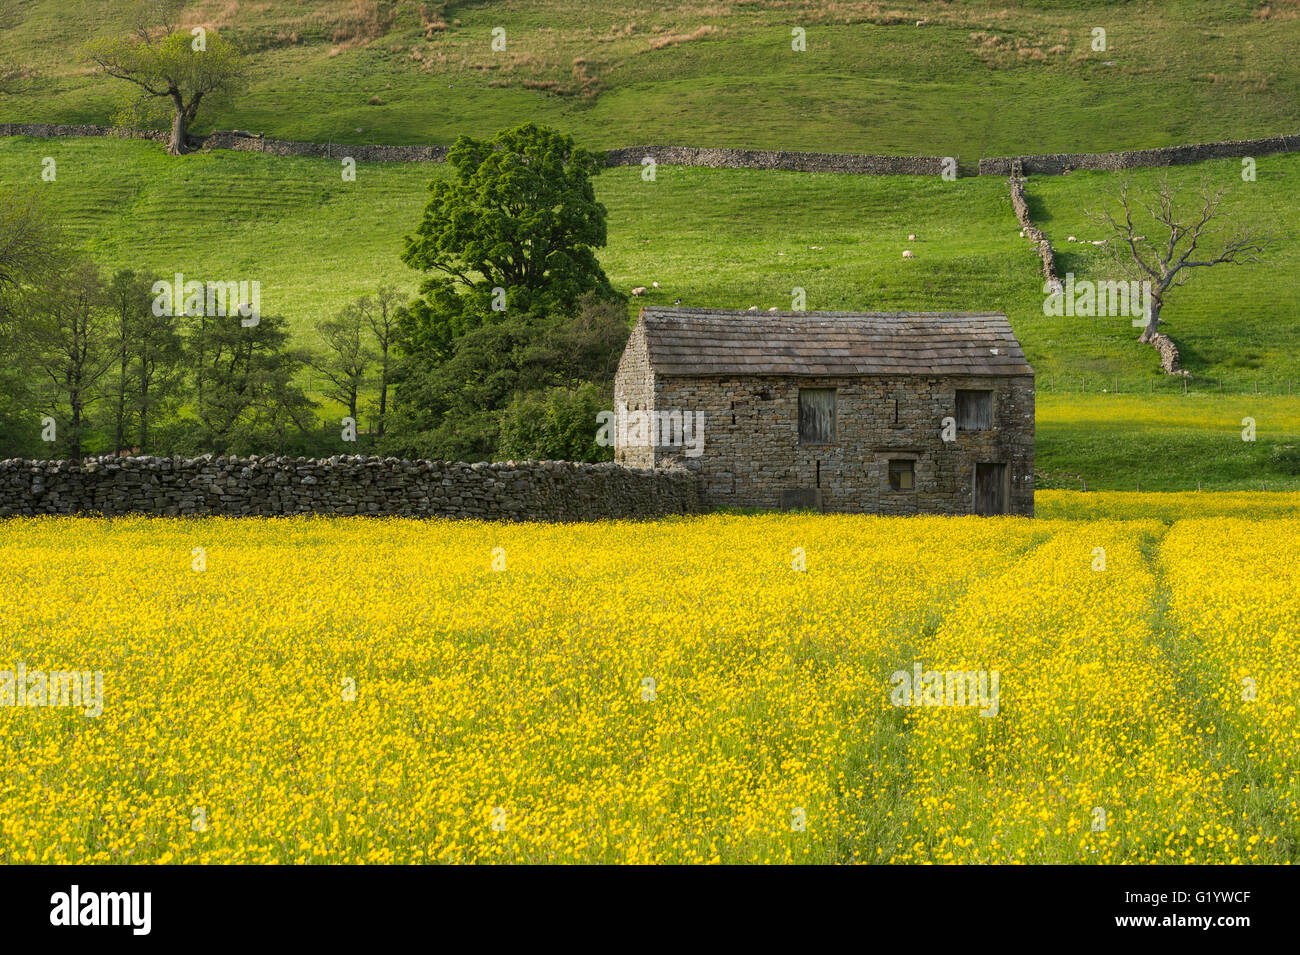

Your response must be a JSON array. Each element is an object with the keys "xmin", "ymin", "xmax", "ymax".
[
  {"xmin": 139, "ymin": 379, "xmax": 150, "ymax": 452},
  {"xmin": 1138, "ymin": 298, "xmax": 1162, "ymax": 344},
  {"xmin": 169, "ymin": 108, "xmax": 188, "ymax": 155},
  {"xmin": 69, "ymin": 386, "xmax": 82, "ymax": 463},
  {"xmin": 378, "ymin": 344, "xmax": 389, "ymax": 437},
  {"xmin": 114, "ymin": 350, "xmax": 128, "ymax": 456}
]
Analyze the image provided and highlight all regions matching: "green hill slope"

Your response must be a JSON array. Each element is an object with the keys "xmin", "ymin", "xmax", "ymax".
[
  {"xmin": 2, "ymin": 0, "xmax": 1298, "ymax": 156},
  {"xmin": 2, "ymin": 136, "xmax": 1295, "ymax": 384}
]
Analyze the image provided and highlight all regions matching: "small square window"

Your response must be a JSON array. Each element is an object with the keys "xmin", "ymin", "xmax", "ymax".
[
  {"xmin": 799, "ymin": 388, "xmax": 835, "ymax": 445},
  {"xmin": 956, "ymin": 390, "xmax": 993, "ymax": 431},
  {"xmin": 888, "ymin": 459, "xmax": 915, "ymax": 491}
]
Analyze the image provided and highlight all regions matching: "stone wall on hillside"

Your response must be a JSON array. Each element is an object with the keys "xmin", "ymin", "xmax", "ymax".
[
  {"xmin": 1008, "ymin": 172, "xmax": 1060, "ymax": 290},
  {"xmin": 0, "ymin": 122, "xmax": 166, "ymax": 142},
  {"xmin": 199, "ymin": 131, "xmax": 449, "ymax": 162},
  {"xmin": 0, "ymin": 456, "xmax": 702, "ymax": 521},
  {"xmin": 979, "ymin": 134, "xmax": 1300, "ymax": 176},
  {"xmin": 602, "ymin": 146, "xmax": 947, "ymax": 175},
  {"xmin": 5, "ymin": 123, "xmax": 1298, "ymax": 175}
]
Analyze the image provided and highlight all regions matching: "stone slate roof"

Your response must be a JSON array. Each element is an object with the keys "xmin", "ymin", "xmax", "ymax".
[{"xmin": 639, "ymin": 308, "xmax": 1033, "ymax": 377}]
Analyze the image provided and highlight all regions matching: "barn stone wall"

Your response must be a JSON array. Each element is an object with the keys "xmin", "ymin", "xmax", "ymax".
[
  {"xmin": 0, "ymin": 456, "xmax": 701, "ymax": 521},
  {"xmin": 631, "ymin": 374, "xmax": 1034, "ymax": 516},
  {"xmin": 612, "ymin": 321, "xmax": 656, "ymax": 468}
]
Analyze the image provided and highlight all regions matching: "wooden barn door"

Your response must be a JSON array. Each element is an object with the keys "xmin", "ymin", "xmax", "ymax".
[{"xmin": 974, "ymin": 463, "xmax": 1007, "ymax": 515}]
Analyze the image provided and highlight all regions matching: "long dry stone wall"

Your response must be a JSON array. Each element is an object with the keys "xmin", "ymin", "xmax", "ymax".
[
  {"xmin": 602, "ymin": 145, "xmax": 946, "ymax": 175},
  {"xmin": 4, "ymin": 123, "xmax": 1299, "ymax": 175},
  {"xmin": 0, "ymin": 122, "xmax": 167, "ymax": 142},
  {"xmin": 980, "ymin": 134, "xmax": 1300, "ymax": 176},
  {"xmin": 200, "ymin": 131, "xmax": 449, "ymax": 162},
  {"xmin": 0, "ymin": 456, "xmax": 702, "ymax": 521},
  {"xmin": 1008, "ymin": 173, "xmax": 1060, "ymax": 289}
]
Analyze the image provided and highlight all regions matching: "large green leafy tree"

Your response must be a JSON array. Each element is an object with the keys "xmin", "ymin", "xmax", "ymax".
[
  {"xmin": 402, "ymin": 123, "xmax": 613, "ymax": 325},
  {"xmin": 86, "ymin": 22, "xmax": 248, "ymax": 155},
  {"xmin": 391, "ymin": 124, "xmax": 621, "ymax": 459}
]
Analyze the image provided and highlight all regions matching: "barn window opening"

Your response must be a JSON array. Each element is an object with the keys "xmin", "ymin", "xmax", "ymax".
[
  {"xmin": 798, "ymin": 388, "xmax": 836, "ymax": 445},
  {"xmin": 888, "ymin": 459, "xmax": 915, "ymax": 491},
  {"xmin": 893, "ymin": 399, "xmax": 899, "ymax": 425},
  {"xmin": 956, "ymin": 390, "xmax": 993, "ymax": 431}
]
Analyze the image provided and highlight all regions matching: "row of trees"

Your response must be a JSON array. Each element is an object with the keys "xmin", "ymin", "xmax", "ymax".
[
  {"xmin": 0, "ymin": 204, "xmax": 315, "ymax": 460},
  {"xmin": 0, "ymin": 122, "xmax": 631, "ymax": 462}
]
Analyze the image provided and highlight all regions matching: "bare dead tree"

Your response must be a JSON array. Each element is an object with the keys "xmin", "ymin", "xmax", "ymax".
[{"xmin": 1089, "ymin": 173, "xmax": 1272, "ymax": 347}]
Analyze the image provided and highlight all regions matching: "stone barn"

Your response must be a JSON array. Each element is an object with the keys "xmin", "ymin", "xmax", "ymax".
[{"xmin": 613, "ymin": 307, "xmax": 1034, "ymax": 516}]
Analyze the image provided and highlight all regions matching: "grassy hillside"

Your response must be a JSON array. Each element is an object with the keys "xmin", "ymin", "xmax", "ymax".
[
  {"xmin": 2, "ymin": 1, "xmax": 1299, "ymax": 156},
  {"xmin": 2, "ymin": 136, "xmax": 1296, "ymax": 385},
  {"xmin": 2, "ymin": 135, "xmax": 1297, "ymax": 486}
]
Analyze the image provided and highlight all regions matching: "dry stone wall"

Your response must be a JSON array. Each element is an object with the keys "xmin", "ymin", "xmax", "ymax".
[
  {"xmin": 980, "ymin": 134, "xmax": 1300, "ymax": 176},
  {"xmin": 0, "ymin": 456, "xmax": 701, "ymax": 521},
  {"xmin": 602, "ymin": 146, "xmax": 946, "ymax": 175},
  {"xmin": 1009, "ymin": 173, "xmax": 1060, "ymax": 289},
  {"xmin": 5, "ymin": 123, "xmax": 1298, "ymax": 175}
]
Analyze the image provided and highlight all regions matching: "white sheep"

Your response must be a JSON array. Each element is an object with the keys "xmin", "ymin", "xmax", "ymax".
[
  {"xmin": 1067, "ymin": 236, "xmax": 1077, "ymax": 242},
  {"xmin": 651, "ymin": 281, "xmax": 660, "ymax": 288},
  {"xmin": 747, "ymin": 305, "xmax": 759, "ymax": 311},
  {"xmin": 631, "ymin": 286, "xmax": 647, "ymax": 296},
  {"xmin": 902, "ymin": 250, "xmax": 915, "ymax": 258},
  {"xmin": 908, "ymin": 233, "xmax": 917, "ymax": 241}
]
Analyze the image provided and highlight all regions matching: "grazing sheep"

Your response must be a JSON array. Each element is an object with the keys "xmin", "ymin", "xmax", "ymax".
[
  {"xmin": 902, "ymin": 250, "xmax": 915, "ymax": 258},
  {"xmin": 1092, "ymin": 240, "xmax": 1106, "ymax": 246},
  {"xmin": 768, "ymin": 307, "xmax": 779, "ymax": 312},
  {"xmin": 652, "ymin": 281, "xmax": 660, "ymax": 288},
  {"xmin": 673, "ymin": 299, "xmax": 681, "ymax": 305},
  {"xmin": 631, "ymin": 286, "xmax": 647, "ymax": 296},
  {"xmin": 747, "ymin": 305, "xmax": 758, "ymax": 311},
  {"xmin": 908, "ymin": 233, "xmax": 917, "ymax": 241},
  {"xmin": 1067, "ymin": 236, "xmax": 1077, "ymax": 242},
  {"xmin": 1019, "ymin": 229, "xmax": 1026, "ymax": 238}
]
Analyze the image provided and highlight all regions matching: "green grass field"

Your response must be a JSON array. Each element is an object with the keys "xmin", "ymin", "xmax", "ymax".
[
  {"xmin": 4, "ymin": 0, "xmax": 1299, "ymax": 157},
  {"xmin": 2, "ymin": 137, "xmax": 1296, "ymax": 383},
  {"xmin": 1036, "ymin": 394, "xmax": 1300, "ymax": 490}
]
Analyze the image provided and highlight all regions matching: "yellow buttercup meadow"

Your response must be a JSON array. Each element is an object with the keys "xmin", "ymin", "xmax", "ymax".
[{"xmin": 1, "ymin": 491, "xmax": 1296, "ymax": 863}]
